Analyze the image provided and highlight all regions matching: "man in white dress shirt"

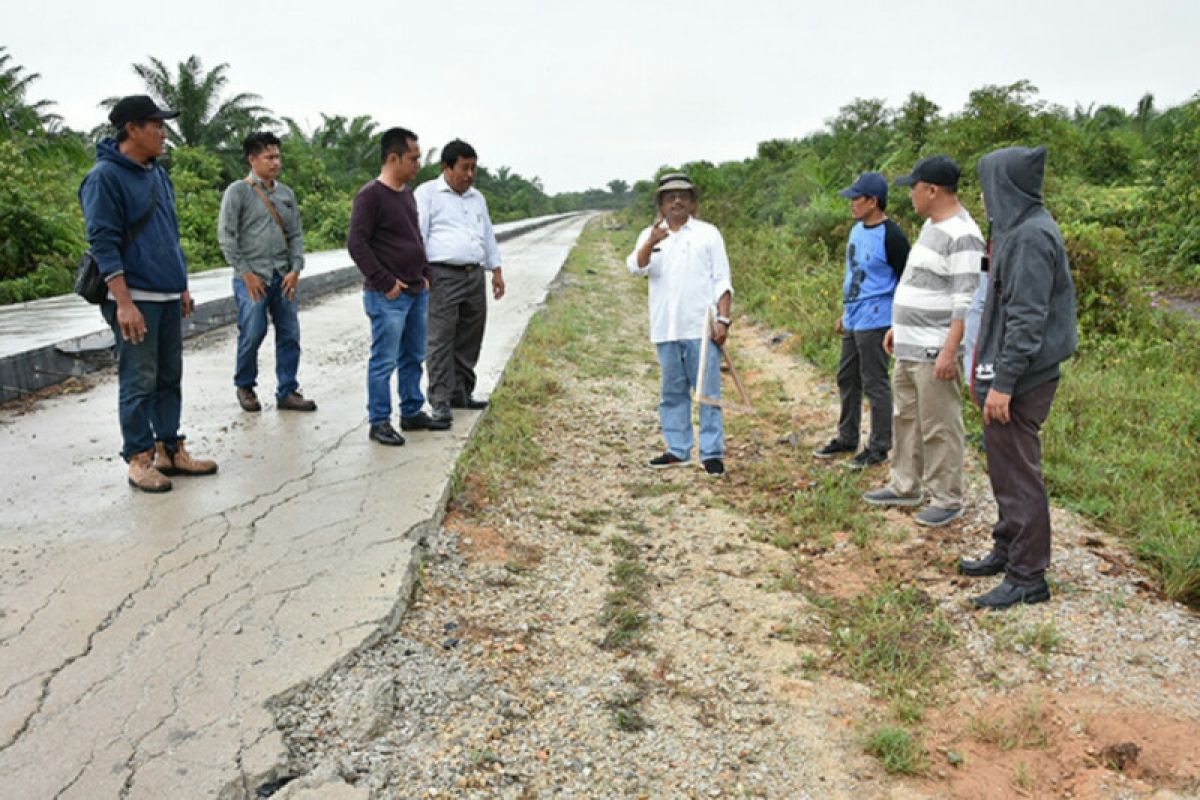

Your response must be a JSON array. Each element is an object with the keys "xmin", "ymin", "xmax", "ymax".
[
  {"xmin": 627, "ymin": 174, "xmax": 734, "ymax": 477},
  {"xmin": 414, "ymin": 139, "xmax": 505, "ymax": 424}
]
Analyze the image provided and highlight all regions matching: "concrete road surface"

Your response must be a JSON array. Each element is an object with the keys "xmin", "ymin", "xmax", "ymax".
[{"xmin": 0, "ymin": 214, "xmax": 595, "ymax": 799}]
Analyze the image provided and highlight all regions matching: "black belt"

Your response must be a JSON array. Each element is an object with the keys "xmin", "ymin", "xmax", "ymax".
[{"xmin": 431, "ymin": 261, "xmax": 482, "ymax": 272}]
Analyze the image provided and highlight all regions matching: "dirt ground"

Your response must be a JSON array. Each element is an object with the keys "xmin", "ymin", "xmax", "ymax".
[{"xmin": 277, "ymin": 225, "xmax": 1199, "ymax": 799}]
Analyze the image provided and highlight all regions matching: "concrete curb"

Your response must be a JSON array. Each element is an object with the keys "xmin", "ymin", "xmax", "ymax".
[{"xmin": 0, "ymin": 212, "xmax": 581, "ymax": 403}]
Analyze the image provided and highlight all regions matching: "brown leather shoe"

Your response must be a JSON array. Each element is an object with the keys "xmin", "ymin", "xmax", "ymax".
[
  {"xmin": 128, "ymin": 449, "xmax": 172, "ymax": 493},
  {"xmin": 277, "ymin": 392, "xmax": 317, "ymax": 412},
  {"xmin": 237, "ymin": 386, "xmax": 262, "ymax": 412},
  {"xmin": 156, "ymin": 441, "xmax": 218, "ymax": 476}
]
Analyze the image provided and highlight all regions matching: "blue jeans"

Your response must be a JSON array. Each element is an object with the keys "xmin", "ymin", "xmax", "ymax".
[
  {"xmin": 363, "ymin": 289, "xmax": 428, "ymax": 423},
  {"xmin": 102, "ymin": 299, "xmax": 184, "ymax": 460},
  {"xmin": 233, "ymin": 272, "xmax": 301, "ymax": 400},
  {"xmin": 655, "ymin": 339, "xmax": 724, "ymax": 461}
]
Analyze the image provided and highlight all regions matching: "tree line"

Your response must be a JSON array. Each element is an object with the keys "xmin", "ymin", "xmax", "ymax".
[{"xmin": 0, "ymin": 50, "xmax": 634, "ymax": 304}]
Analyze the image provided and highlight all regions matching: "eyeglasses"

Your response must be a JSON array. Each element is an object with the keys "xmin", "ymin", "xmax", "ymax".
[{"xmin": 662, "ymin": 190, "xmax": 692, "ymax": 202}]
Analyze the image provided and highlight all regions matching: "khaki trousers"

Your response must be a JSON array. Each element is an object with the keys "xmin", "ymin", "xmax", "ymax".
[{"xmin": 888, "ymin": 359, "xmax": 964, "ymax": 509}]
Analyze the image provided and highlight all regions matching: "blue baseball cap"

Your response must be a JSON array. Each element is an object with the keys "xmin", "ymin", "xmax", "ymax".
[{"xmin": 838, "ymin": 172, "xmax": 888, "ymax": 204}]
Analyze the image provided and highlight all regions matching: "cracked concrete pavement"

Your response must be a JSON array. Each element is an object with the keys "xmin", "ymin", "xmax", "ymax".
[{"xmin": 0, "ymin": 214, "xmax": 595, "ymax": 799}]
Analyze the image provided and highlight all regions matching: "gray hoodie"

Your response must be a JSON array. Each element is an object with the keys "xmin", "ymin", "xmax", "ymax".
[{"xmin": 972, "ymin": 146, "xmax": 1078, "ymax": 399}]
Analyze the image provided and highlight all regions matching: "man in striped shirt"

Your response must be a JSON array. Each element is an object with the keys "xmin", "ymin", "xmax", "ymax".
[{"xmin": 863, "ymin": 156, "xmax": 984, "ymax": 527}]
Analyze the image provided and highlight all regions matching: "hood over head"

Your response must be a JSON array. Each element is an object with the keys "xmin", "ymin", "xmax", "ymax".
[{"xmin": 977, "ymin": 146, "xmax": 1046, "ymax": 233}]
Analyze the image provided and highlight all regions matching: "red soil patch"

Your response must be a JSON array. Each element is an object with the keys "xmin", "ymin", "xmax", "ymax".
[{"xmin": 919, "ymin": 689, "xmax": 1200, "ymax": 798}]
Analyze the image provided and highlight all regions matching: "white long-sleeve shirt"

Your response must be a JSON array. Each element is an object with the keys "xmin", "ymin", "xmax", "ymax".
[
  {"xmin": 413, "ymin": 175, "xmax": 501, "ymax": 269},
  {"xmin": 626, "ymin": 217, "xmax": 733, "ymax": 344}
]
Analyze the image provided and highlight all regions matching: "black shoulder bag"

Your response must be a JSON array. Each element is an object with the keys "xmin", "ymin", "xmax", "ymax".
[{"xmin": 75, "ymin": 176, "xmax": 160, "ymax": 304}]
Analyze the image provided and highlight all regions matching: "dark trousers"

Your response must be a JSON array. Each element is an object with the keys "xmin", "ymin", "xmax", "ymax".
[
  {"xmin": 836, "ymin": 327, "xmax": 892, "ymax": 453},
  {"xmin": 101, "ymin": 299, "xmax": 183, "ymax": 460},
  {"xmin": 426, "ymin": 263, "xmax": 487, "ymax": 405},
  {"xmin": 982, "ymin": 379, "xmax": 1059, "ymax": 586}
]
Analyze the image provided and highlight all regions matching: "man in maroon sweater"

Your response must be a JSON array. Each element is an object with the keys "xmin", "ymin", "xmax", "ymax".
[{"xmin": 348, "ymin": 127, "xmax": 449, "ymax": 446}]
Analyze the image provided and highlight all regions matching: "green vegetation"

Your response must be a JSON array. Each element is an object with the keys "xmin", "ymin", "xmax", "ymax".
[
  {"xmin": 864, "ymin": 726, "xmax": 927, "ymax": 775},
  {"xmin": 627, "ymin": 80, "xmax": 1200, "ymax": 605},
  {"xmin": 0, "ymin": 50, "xmax": 632, "ymax": 304}
]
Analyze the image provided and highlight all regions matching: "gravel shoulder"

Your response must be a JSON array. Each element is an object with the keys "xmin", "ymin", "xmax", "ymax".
[{"xmin": 273, "ymin": 219, "xmax": 1200, "ymax": 800}]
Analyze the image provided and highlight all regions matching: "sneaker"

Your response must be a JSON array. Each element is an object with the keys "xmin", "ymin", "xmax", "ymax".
[
  {"xmin": 128, "ymin": 449, "xmax": 172, "ymax": 493},
  {"xmin": 236, "ymin": 386, "xmax": 261, "ymax": 412},
  {"xmin": 401, "ymin": 411, "xmax": 452, "ymax": 431},
  {"xmin": 914, "ymin": 505, "xmax": 964, "ymax": 527},
  {"xmin": 649, "ymin": 452, "xmax": 689, "ymax": 469},
  {"xmin": 862, "ymin": 487, "xmax": 924, "ymax": 507},
  {"xmin": 972, "ymin": 579, "xmax": 1050, "ymax": 609},
  {"xmin": 155, "ymin": 441, "xmax": 218, "ymax": 476},
  {"xmin": 846, "ymin": 449, "xmax": 888, "ymax": 470},
  {"xmin": 430, "ymin": 402, "xmax": 454, "ymax": 423},
  {"xmin": 813, "ymin": 438, "xmax": 856, "ymax": 459},
  {"xmin": 277, "ymin": 392, "xmax": 317, "ymax": 412},
  {"xmin": 702, "ymin": 458, "xmax": 726, "ymax": 477},
  {"xmin": 368, "ymin": 422, "xmax": 405, "ymax": 446}
]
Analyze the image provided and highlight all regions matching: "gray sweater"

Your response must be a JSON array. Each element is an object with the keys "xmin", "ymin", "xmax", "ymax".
[
  {"xmin": 218, "ymin": 175, "xmax": 305, "ymax": 279},
  {"xmin": 972, "ymin": 146, "xmax": 1078, "ymax": 399}
]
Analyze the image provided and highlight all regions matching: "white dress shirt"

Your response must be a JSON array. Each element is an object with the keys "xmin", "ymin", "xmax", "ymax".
[
  {"xmin": 413, "ymin": 175, "xmax": 501, "ymax": 269},
  {"xmin": 626, "ymin": 217, "xmax": 733, "ymax": 344}
]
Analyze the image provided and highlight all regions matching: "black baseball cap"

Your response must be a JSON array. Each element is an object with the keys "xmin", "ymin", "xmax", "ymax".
[
  {"xmin": 108, "ymin": 95, "xmax": 179, "ymax": 128},
  {"xmin": 894, "ymin": 155, "xmax": 961, "ymax": 191}
]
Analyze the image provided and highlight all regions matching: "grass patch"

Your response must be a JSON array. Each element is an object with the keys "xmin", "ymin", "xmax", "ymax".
[
  {"xmin": 452, "ymin": 220, "xmax": 638, "ymax": 501},
  {"xmin": 598, "ymin": 536, "xmax": 652, "ymax": 653},
  {"xmin": 864, "ymin": 726, "xmax": 927, "ymax": 775},
  {"xmin": 826, "ymin": 584, "xmax": 955, "ymax": 719},
  {"xmin": 969, "ymin": 693, "xmax": 1050, "ymax": 751}
]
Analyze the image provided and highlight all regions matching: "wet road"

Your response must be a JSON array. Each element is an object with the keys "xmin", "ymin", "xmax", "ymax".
[{"xmin": 0, "ymin": 214, "xmax": 594, "ymax": 799}]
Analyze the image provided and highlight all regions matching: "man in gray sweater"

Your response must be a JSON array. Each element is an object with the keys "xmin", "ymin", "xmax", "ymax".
[{"xmin": 960, "ymin": 146, "xmax": 1078, "ymax": 609}]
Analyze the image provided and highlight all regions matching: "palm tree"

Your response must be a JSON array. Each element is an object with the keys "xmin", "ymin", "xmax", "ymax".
[
  {"xmin": 104, "ymin": 55, "xmax": 273, "ymax": 151},
  {"xmin": 0, "ymin": 47, "xmax": 62, "ymax": 139}
]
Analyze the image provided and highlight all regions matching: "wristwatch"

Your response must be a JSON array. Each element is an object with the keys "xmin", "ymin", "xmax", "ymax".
[{"xmin": 715, "ymin": 316, "xmax": 732, "ymax": 327}]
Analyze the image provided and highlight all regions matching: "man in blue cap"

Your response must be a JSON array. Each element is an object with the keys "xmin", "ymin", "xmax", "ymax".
[{"xmin": 814, "ymin": 172, "xmax": 910, "ymax": 468}]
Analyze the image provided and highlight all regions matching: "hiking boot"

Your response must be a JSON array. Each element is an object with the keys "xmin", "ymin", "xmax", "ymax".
[
  {"xmin": 862, "ymin": 487, "xmax": 924, "ymax": 507},
  {"xmin": 401, "ymin": 411, "xmax": 452, "ymax": 431},
  {"xmin": 236, "ymin": 386, "xmax": 261, "ymax": 412},
  {"xmin": 914, "ymin": 505, "xmax": 964, "ymax": 527},
  {"xmin": 813, "ymin": 438, "xmax": 856, "ymax": 459},
  {"xmin": 703, "ymin": 458, "xmax": 726, "ymax": 477},
  {"xmin": 972, "ymin": 579, "xmax": 1050, "ymax": 609},
  {"xmin": 128, "ymin": 449, "xmax": 172, "ymax": 493},
  {"xmin": 155, "ymin": 441, "xmax": 218, "ymax": 476},
  {"xmin": 430, "ymin": 402, "xmax": 454, "ymax": 424},
  {"xmin": 277, "ymin": 392, "xmax": 317, "ymax": 412},
  {"xmin": 649, "ymin": 452, "xmax": 689, "ymax": 469},
  {"xmin": 846, "ymin": 449, "xmax": 888, "ymax": 470},
  {"xmin": 369, "ymin": 422, "xmax": 405, "ymax": 446}
]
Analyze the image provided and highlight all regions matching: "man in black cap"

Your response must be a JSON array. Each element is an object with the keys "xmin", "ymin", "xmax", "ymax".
[
  {"xmin": 863, "ymin": 156, "xmax": 983, "ymax": 527},
  {"xmin": 814, "ymin": 171, "xmax": 910, "ymax": 469},
  {"xmin": 79, "ymin": 95, "xmax": 218, "ymax": 492}
]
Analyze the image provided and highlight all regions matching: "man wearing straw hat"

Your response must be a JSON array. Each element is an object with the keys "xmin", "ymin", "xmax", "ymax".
[{"xmin": 627, "ymin": 174, "xmax": 733, "ymax": 477}]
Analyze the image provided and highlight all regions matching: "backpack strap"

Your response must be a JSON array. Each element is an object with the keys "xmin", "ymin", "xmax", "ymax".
[{"xmin": 121, "ymin": 173, "xmax": 159, "ymax": 253}]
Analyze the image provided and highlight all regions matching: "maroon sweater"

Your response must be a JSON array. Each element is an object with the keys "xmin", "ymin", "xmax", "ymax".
[{"xmin": 347, "ymin": 179, "xmax": 430, "ymax": 294}]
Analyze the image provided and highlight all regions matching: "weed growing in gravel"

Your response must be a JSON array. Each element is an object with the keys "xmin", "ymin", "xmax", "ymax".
[
  {"xmin": 1013, "ymin": 760, "xmax": 1034, "ymax": 790},
  {"xmin": 864, "ymin": 726, "xmax": 927, "ymax": 775},
  {"xmin": 826, "ymin": 584, "xmax": 955, "ymax": 719},
  {"xmin": 599, "ymin": 536, "xmax": 651, "ymax": 653},
  {"xmin": 969, "ymin": 693, "xmax": 1050, "ymax": 751},
  {"xmin": 985, "ymin": 617, "xmax": 1066, "ymax": 655}
]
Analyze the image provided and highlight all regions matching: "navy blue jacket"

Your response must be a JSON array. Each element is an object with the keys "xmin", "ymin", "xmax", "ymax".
[{"xmin": 79, "ymin": 139, "xmax": 188, "ymax": 293}]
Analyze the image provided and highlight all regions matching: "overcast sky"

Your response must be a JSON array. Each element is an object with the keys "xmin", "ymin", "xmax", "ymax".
[{"xmin": 5, "ymin": 0, "xmax": 1198, "ymax": 193}]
